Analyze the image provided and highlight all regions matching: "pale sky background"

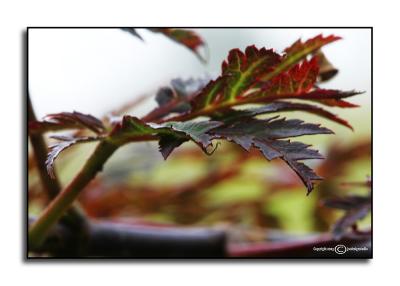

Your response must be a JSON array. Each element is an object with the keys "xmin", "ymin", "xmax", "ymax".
[{"xmin": 28, "ymin": 28, "xmax": 371, "ymax": 124}]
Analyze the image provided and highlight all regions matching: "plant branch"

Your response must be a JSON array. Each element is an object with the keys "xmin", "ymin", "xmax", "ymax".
[
  {"xmin": 28, "ymin": 95, "xmax": 61, "ymax": 200},
  {"xmin": 29, "ymin": 216, "xmax": 370, "ymax": 258},
  {"xmin": 29, "ymin": 217, "xmax": 227, "ymax": 257},
  {"xmin": 144, "ymin": 91, "xmax": 359, "ymax": 124},
  {"xmin": 141, "ymin": 97, "xmax": 190, "ymax": 123},
  {"xmin": 28, "ymin": 139, "xmax": 118, "ymax": 249},
  {"xmin": 28, "ymin": 95, "xmax": 87, "ymax": 234}
]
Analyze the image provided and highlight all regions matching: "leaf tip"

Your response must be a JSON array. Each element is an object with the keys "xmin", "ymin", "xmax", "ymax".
[{"xmin": 203, "ymin": 142, "xmax": 220, "ymax": 156}]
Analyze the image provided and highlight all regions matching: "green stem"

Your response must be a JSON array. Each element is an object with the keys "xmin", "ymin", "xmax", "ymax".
[
  {"xmin": 28, "ymin": 94, "xmax": 87, "ymax": 233},
  {"xmin": 28, "ymin": 139, "xmax": 118, "ymax": 249}
]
